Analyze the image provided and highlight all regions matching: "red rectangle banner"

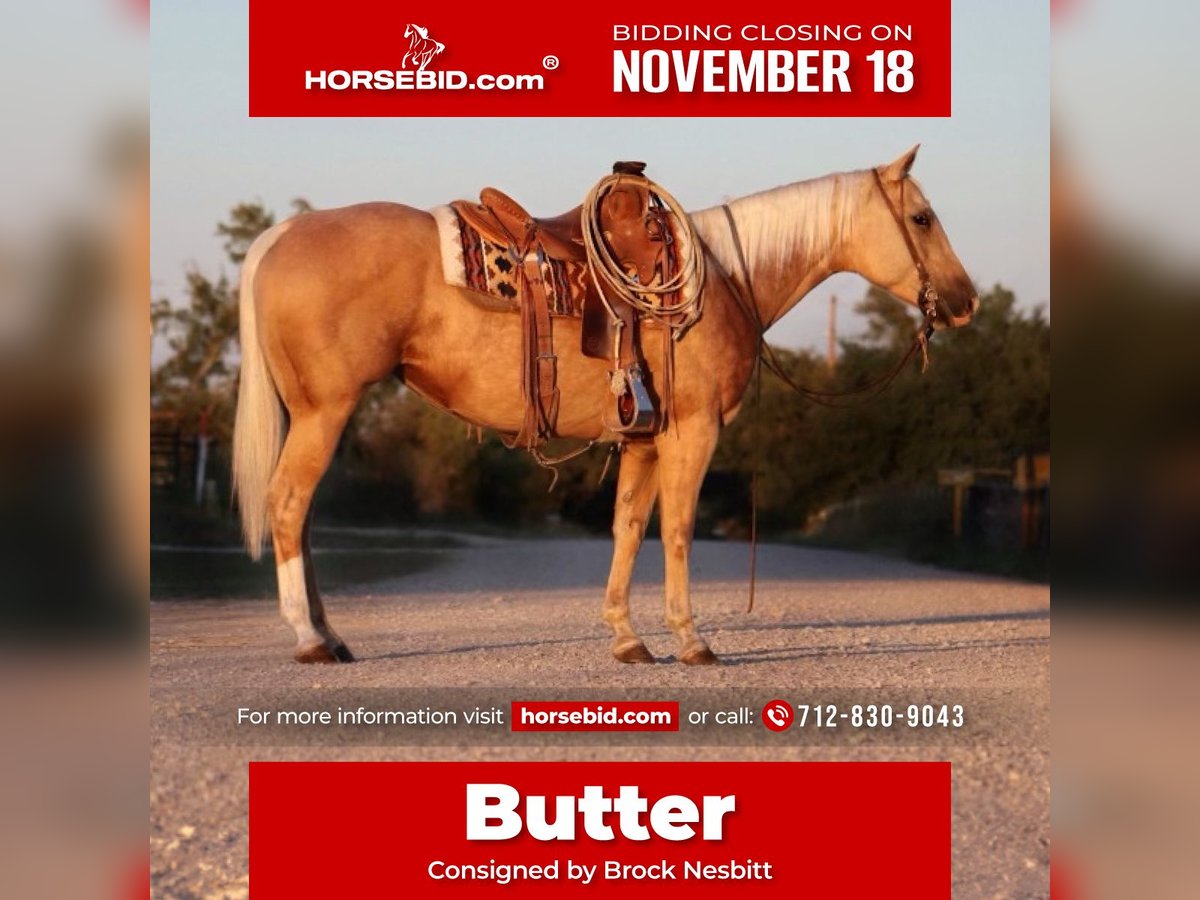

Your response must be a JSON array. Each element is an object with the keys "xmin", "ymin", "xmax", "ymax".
[
  {"xmin": 511, "ymin": 701, "xmax": 679, "ymax": 732},
  {"xmin": 250, "ymin": 761, "xmax": 950, "ymax": 897},
  {"xmin": 249, "ymin": 0, "xmax": 951, "ymax": 117}
]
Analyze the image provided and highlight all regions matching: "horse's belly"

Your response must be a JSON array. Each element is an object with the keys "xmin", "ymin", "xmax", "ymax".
[{"xmin": 401, "ymin": 340, "xmax": 612, "ymax": 441}]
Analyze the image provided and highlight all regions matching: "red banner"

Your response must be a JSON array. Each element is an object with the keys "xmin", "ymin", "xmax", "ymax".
[
  {"xmin": 250, "ymin": 761, "xmax": 950, "ymax": 897},
  {"xmin": 249, "ymin": 0, "xmax": 951, "ymax": 117}
]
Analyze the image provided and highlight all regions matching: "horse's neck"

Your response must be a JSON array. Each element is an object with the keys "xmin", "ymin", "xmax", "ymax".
[{"xmin": 692, "ymin": 172, "xmax": 862, "ymax": 328}]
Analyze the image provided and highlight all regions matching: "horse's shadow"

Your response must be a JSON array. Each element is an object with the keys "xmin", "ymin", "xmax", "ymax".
[
  {"xmin": 715, "ymin": 634, "xmax": 1048, "ymax": 667},
  {"xmin": 363, "ymin": 607, "xmax": 1049, "ymax": 666}
]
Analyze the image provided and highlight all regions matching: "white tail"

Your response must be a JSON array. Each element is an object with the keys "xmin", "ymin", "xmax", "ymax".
[{"xmin": 232, "ymin": 221, "xmax": 293, "ymax": 559}]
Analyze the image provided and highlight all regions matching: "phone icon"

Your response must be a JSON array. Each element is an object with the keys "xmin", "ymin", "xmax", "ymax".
[{"xmin": 762, "ymin": 699, "xmax": 794, "ymax": 732}]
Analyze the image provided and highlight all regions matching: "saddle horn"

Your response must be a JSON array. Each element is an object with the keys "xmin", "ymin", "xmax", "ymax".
[{"xmin": 612, "ymin": 161, "xmax": 647, "ymax": 176}]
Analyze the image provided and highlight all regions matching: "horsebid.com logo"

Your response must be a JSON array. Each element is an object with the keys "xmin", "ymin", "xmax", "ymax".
[{"xmin": 304, "ymin": 21, "xmax": 549, "ymax": 92}]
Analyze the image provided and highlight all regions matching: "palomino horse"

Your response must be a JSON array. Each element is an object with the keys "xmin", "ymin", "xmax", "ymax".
[
  {"xmin": 402, "ymin": 24, "xmax": 445, "ymax": 72},
  {"xmin": 232, "ymin": 146, "xmax": 977, "ymax": 665}
]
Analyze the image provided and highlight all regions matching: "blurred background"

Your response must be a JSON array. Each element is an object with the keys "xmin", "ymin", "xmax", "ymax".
[
  {"xmin": 0, "ymin": 2, "xmax": 146, "ymax": 898},
  {"xmin": 1052, "ymin": 0, "xmax": 1200, "ymax": 896}
]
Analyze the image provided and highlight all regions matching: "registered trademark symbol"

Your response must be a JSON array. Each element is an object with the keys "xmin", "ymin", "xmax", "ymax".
[{"xmin": 542, "ymin": 55, "xmax": 559, "ymax": 70}]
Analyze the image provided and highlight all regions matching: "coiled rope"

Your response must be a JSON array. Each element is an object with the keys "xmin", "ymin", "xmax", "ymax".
[{"xmin": 580, "ymin": 173, "xmax": 707, "ymax": 334}]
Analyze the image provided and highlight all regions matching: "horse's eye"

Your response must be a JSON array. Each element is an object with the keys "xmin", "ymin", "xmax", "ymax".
[{"xmin": 912, "ymin": 212, "xmax": 931, "ymax": 229}]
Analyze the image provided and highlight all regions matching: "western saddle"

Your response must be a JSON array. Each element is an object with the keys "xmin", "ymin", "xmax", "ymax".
[
  {"xmin": 450, "ymin": 162, "xmax": 690, "ymax": 451},
  {"xmin": 456, "ymin": 187, "xmax": 588, "ymax": 263}
]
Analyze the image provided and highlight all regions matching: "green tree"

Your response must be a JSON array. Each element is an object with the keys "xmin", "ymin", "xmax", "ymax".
[
  {"xmin": 855, "ymin": 285, "xmax": 922, "ymax": 349},
  {"xmin": 709, "ymin": 284, "xmax": 1050, "ymax": 530},
  {"xmin": 151, "ymin": 199, "xmax": 309, "ymax": 439}
]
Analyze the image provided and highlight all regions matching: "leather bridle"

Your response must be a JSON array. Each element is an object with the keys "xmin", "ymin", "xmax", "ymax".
[{"xmin": 870, "ymin": 167, "xmax": 939, "ymax": 336}]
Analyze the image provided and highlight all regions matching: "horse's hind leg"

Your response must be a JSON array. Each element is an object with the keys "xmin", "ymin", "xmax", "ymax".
[
  {"xmin": 268, "ymin": 400, "xmax": 357, "ymax": 663},
  {"xmin": 603, "ymin": 443, "xmax": 659, "ymax": 663},
  {"xmin": 655, "ymin": 417, "xmax": 720, "ymax": 665}
]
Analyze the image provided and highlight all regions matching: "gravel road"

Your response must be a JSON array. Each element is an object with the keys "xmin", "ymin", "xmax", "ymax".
[{"xmin": 151, "ymin": 536, "xmax": 1050, "ymax": 899}]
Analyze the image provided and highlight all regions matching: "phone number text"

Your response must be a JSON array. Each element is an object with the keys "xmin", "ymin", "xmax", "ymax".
[{"xmin": 797, "ymin": 704, "xmax": 965, "ymax": 728}]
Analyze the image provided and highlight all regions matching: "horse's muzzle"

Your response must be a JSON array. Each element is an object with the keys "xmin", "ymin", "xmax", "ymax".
[
  {"xmin": 936, "ymin": 294, "xmax": 978, "ymax": 329},
  {"xmin": 945, "ymin": 297, "xmax": 974, "ymax": 328}
]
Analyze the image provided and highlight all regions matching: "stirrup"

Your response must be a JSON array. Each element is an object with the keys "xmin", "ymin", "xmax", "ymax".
[{"xmin": 608, "ymin": 365, "xmax": 656, "ymax": 434}]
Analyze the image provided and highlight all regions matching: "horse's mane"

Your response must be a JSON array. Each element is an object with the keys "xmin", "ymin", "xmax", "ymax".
[
  {"xmin": 408, "ymin": 24, "xmax": 428, "ymax": 39},
  {"xmin": 692, "ymin": 171, "xmax": 863, "ymax": 277}
]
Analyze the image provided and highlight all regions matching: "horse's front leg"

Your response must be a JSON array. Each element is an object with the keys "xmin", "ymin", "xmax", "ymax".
[
  {"xmin": 655, "ymin": 416, "xmax": 720, "ymax": 665},
  {"xmin": 602, "ymin": 442, "xmax": 660, "ymax": 663}
]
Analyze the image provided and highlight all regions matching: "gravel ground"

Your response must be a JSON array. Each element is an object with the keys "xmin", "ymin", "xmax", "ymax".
[{"xmin": 151, "ymin": 536, "xmax": 1050, "ymax": 899}]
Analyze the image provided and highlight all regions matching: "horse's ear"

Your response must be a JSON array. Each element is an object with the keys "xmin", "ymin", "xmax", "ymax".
[{"xmin": 880, "ymin": 144, "xmax": 920, "ymax": 182}]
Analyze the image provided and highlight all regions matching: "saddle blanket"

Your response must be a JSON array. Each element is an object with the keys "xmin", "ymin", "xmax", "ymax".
[{"xmin": 431, "ymin": 205, "xmax": 589, "ymax": 317}]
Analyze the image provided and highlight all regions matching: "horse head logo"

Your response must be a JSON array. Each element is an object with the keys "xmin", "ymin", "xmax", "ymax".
[{"xmin": 402, "ymin": 23, "xmax": 446, "ymax": 72}]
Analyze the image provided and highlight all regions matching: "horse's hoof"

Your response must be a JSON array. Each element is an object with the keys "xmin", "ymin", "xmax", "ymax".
[
  {"xmin": 613, "ymin": 641, "xmax": 656, "ymax": 664},
  {"xmin": 680, "ymin": 645, "xmax": 720, "ymax": 666},
  {"xmin": 294, "ymin": 642, "xmax": 354, "ymax": 664}
]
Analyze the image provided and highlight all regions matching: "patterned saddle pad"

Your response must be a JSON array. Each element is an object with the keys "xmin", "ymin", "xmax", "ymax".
[{"xmin": 431, "ymin": 205, "xmax": 591, "ymax": 317}]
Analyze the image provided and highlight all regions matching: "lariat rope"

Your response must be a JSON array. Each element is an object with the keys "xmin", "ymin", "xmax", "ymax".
[{"xmin": 581, "ymin": 173, "xmax": 707, "ymax": 333}]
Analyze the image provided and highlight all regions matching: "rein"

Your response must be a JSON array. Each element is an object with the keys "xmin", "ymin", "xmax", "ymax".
[
  {"xmin": 719, "ymin": 174, "xmax": 939, "ymax": 394},
  {"xmin": 710, "ymin": 171, "xmax": 941, "ymax": 611}
]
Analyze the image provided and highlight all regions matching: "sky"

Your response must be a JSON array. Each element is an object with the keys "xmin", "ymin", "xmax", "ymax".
[{"xmin": 151, "ymin": 0, "xmax": 1049, "ymax": 351}]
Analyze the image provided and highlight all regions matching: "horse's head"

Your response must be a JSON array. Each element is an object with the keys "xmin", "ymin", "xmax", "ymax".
[
  {"xmin": 404, "ymin": 24, "xmax": 426, "ymax": 39},
  {"xmin": 852, "ymin": 146, "xmax": 978, "ymax": 329}
]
